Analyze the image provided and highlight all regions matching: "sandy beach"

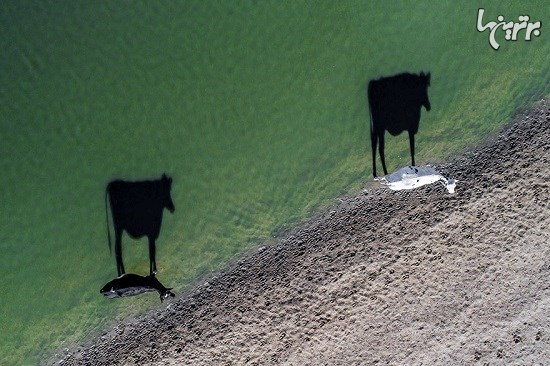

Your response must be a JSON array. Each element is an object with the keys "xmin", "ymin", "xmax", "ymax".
[{"xmin": 54, "ymin": 99, "xmax": 549, "ymax": 365}]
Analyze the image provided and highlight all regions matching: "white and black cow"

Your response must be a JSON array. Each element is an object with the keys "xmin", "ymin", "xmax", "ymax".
[
  {"xmin": 368, "ymin": 72, "xmax": 431, "ymax": 177},
  {"xmin": 105, "ymin": 174, "xmax": 175, "ymax": 276}
]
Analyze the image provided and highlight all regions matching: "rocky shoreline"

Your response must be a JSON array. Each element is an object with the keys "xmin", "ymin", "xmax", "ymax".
[{"xmin": 54, "ymin": 99, "xmax": 549, "ymax": 365}]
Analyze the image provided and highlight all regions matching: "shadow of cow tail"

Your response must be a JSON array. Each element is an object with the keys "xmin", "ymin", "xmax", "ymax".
[{"xmin": 105, "ymin": 185, "xmax": 112, "ymax": 255}]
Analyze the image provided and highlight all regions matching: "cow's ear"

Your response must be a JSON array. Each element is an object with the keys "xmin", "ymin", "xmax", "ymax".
[
  {"xmin": 420, "ymin": 71, "xmax": 425, "ymax": 77},
  {"xmin": 162, "ymin": 173, "xmax": 167, "ymax": 180},
  {"xmin": 427, "ymin": 72, "xmax": 431, "ymax": 85}
]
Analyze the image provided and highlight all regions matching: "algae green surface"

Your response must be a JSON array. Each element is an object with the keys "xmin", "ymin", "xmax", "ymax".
[{"xmin": 0, "ymin": 1, "xmax": 548, "ymax": 364}]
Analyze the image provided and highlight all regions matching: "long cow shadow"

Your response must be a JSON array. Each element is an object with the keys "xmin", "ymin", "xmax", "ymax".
[
  {"xmin": 368, "ymin": 72, "xmax": 431, "ymax": 177},
  {"xmin": 105, "ymin": 173, "xmax": 175, "ymax": 277},
  {"xmin": 101, "ymin": 173, "xmax": 176, "ymax": 301}
]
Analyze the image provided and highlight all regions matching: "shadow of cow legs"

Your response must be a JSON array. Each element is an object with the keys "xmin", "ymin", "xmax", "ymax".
[
  {"xmin": 148, "ymin": 237, "xmax": 157, "ymax": 275},
  {"xmin": 379, "ymin": 131, "xmax": 388, "ymax": 176},
  {"xmin": 409, "ymin": 131, "xmax": 416, "ymax": 167},
  {"xmin": 115, "ymin": 229, "xmax": 125, "ymax": 276}
]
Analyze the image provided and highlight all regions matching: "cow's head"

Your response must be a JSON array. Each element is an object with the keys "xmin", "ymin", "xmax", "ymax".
[
  {"xmin": 419, "ymin": 72, "xmax": 431, "ymax": 111},
  {"xmin": 160, "ymin": 288, "xmax": 176, "ymax": 302},
  {"xmin": 145, "ymin": 274, "xmax": 176, "ymax": 302},
  {"xmin": 161, "ymin": 173, "xmax": 175, "ymax": 213}
]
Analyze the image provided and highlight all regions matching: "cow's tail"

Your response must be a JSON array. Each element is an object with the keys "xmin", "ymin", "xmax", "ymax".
[{"xmin": 105, "ymin": 186, "xmax": 112, "ymax": 255}]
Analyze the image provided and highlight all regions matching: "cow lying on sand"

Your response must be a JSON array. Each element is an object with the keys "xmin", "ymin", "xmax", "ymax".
[{"xmin": 100, "ymin": 273, "xmax": 175, "ymax": 302}]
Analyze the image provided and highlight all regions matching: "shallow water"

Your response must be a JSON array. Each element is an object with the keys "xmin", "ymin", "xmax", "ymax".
[{"xmin": 0, "ymin": 1, "xmax": 548, "ymax": 364}]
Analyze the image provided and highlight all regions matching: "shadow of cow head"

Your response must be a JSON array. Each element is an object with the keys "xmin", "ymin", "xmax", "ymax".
[
  {"xmin": 419, "ymin": 71, "xmax": 431, "ymax": 111},
  {"xmin": 161, "ymin": 173, "xmax": 175, "ymax": 213}
]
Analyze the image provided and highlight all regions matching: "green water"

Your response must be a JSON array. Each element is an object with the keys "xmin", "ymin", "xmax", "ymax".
[{"xmin": 1, "ymin": 1, "xmax": 548, "ymax": 364}]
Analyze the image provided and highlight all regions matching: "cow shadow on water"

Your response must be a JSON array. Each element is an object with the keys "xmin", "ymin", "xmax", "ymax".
[
  {"xmin": 368, "ymin": 71, "xmax": 431, "ymax": 178},
  {"xmin": 101, "ymin": 173, "xmax": 176, "ymax": 301},
  {"xmin": 98, "ymin": 73, "xmax": 431, "ymax": 300}
]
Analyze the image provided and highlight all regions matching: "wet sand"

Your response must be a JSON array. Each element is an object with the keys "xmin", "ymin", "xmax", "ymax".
[{"xmin": 55, "ymin": 99, "xmax": 549, "ymax": 365}]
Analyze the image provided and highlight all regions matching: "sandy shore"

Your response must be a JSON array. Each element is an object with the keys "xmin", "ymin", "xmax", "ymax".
[{"xmin": 54, "ymin": 99, "xmax": 549, "ymax": 365}]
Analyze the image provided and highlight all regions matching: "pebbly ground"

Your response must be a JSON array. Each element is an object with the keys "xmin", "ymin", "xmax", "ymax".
[{"xmin": 53, "ymin": 99, "xmax": 549, "ymax": 365}]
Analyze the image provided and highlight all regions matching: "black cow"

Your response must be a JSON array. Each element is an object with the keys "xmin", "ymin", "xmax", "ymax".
[
  {"xmin": 100, "ymin": 273, "xmax": 175, "ymax": 302},
  {"xmin": 105, "ymin": 174, "xmax": 175, "ymax": 276},
  {"xmin": 368, "ymin": 72, "xmax": 431, "ymax": 177}
]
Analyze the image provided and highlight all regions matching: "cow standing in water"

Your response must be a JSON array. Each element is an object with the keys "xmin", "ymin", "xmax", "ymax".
[
  {"xmin": 368, "ymin": 72, "xmax": 431, "ymax": 177},
  {"xmin": 106, "ymin": 174, "xmax": 175, "ymax": 276}
]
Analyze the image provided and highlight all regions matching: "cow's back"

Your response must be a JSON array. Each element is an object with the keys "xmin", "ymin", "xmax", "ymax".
[
  {"xmin": 107, "ymin": 180, "xmax": 165, "ymax": 238},
  {"xmin": 369, "ymin": 73, "xmax": 422, "ymax": 136}
]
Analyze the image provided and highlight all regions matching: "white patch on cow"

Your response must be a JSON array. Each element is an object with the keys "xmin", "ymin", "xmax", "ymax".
[
  {"xmin": 117, "ymin": 286, "xmax": 157, "ymax": 297},
  {"xmin": 103, "ymin": 289, "xmax": 119, "ymax": 299},
  {"xmin": 102, "ymin": 286, "xmax": 157, "ymax": 298},
  {"xmin": 376, "ymin": 165, "xmax": 457, "ymax": 193}
]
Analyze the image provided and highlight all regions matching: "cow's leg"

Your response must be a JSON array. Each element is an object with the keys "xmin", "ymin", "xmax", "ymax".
[
  {"xmin": 409, "ymin": 131, "xmax": 416, "ymax": 167},
  {"xmin": 379, "ymin": 131, "xmax": 388, "ymax": 175},
  {"xmin": 148, "ymin": 237, "xmax": 157, "ymax": 275},
  {"xmin": 115, "ymin": 229, "xmax": 125, "ymax": 276},
  {"xmin": 371, "ymin": 130, "xmax": 378, "ymax": 178}
]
